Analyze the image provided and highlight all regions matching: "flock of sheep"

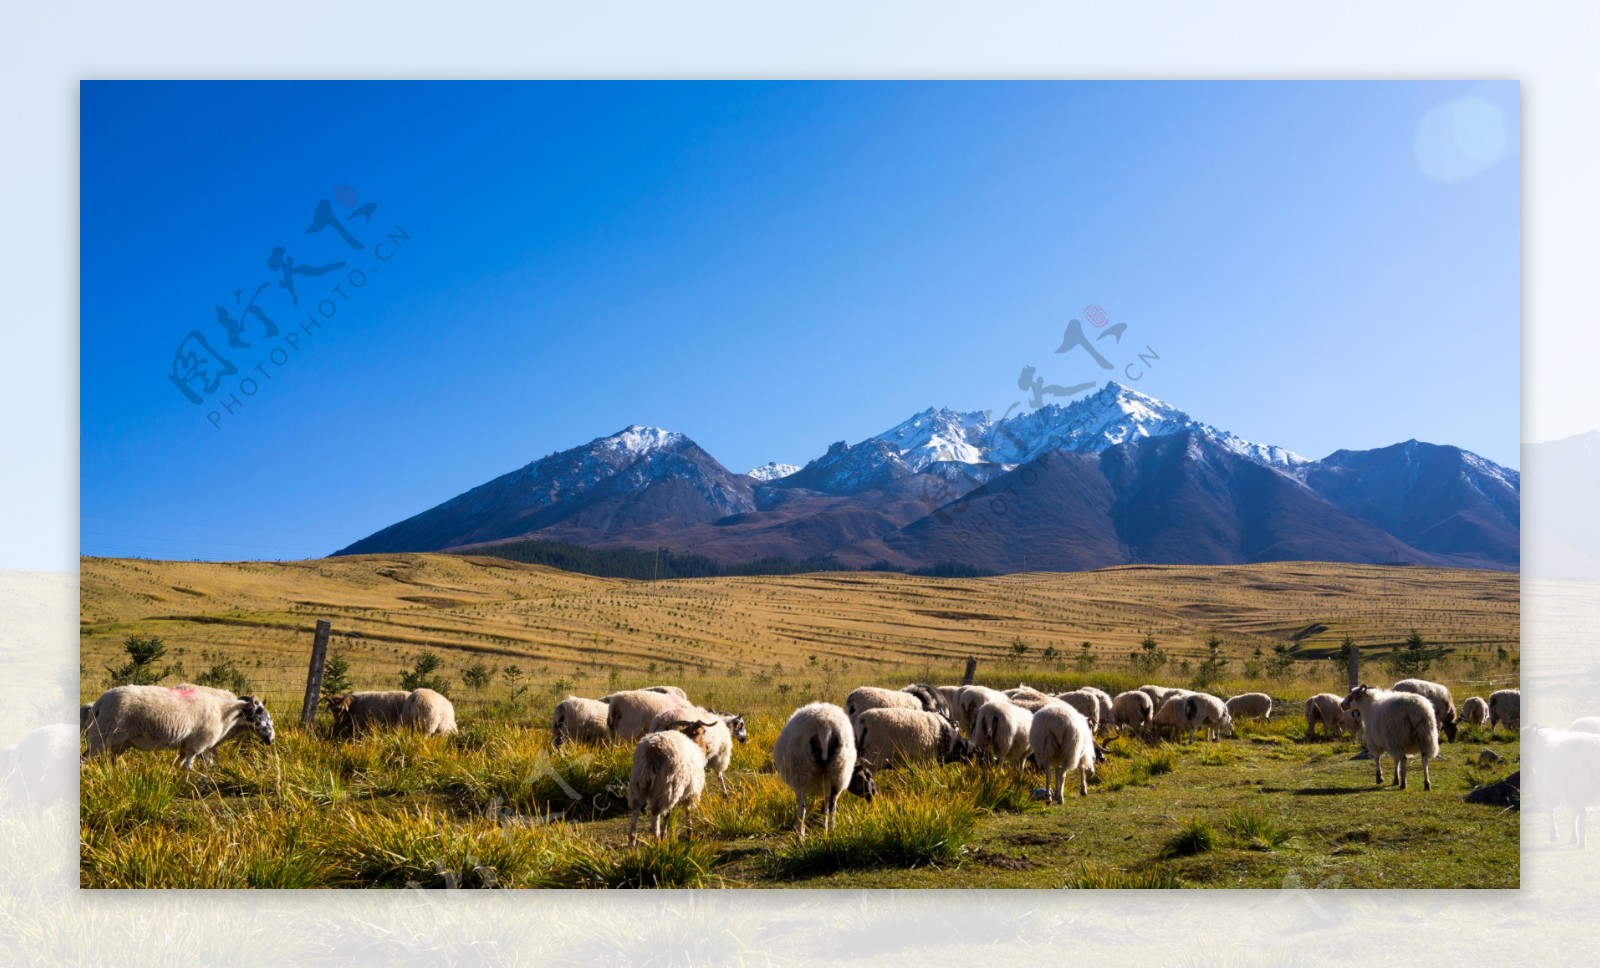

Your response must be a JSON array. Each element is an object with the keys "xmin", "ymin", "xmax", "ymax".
[{"xmin": 71, "ymin": 673, "xmax": 1599, "ymax": 853}]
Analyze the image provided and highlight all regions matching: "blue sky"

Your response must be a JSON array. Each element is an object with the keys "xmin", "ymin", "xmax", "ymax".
[{"xmin": 81, "ymin": 81, "xmax": 1520, "ymax": 562}]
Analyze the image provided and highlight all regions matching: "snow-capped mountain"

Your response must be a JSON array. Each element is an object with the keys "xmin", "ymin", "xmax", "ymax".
[
  {"xmin": 335, "ymin": 383, "xmax": 1519, "ymax": 573},
  {"xmin": 746, "ymin": 462, "xmax": 801, "ymax": 483}
]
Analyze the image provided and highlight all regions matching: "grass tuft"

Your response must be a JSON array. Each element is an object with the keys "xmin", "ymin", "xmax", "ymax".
[
  {"xmin": 769, "ymin": 797, "xmax": 976, "ymax": 878},
  {"xmin": 1222, "ymin": 810, "xmax": 1292, "ymax": 850},
  {"xmin": 1063, "ymin": 861, "xmax": 1190, "ymax": 889},
  {"xmin": 562, "ymin": 837, "xmax": 720, "ymax": 888},
  {"xmin": 1163, "ymin": 817, "xmax": 1217, "ymax": 857}
]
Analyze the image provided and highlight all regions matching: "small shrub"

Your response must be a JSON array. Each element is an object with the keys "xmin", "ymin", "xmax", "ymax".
[
  {"xmin": 400, "ymin": 651, "xmax": 450, "ymax": 695},
  {"xmin": 194, "ymin": 659, "xmax": 252, "ymax": 695},
  {"xmin": 1163, "ymin": 817, "xmax": 1216, "ymax": 857}
]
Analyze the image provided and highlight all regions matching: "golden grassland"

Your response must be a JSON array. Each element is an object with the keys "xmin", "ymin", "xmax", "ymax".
[{"xmin": 76, "ymin": 554, "xmax": 1522, "ymax": 889}]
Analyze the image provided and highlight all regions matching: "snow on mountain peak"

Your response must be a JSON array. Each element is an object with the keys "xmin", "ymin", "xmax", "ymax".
[
  {"xmin": 747, "ymin": 462, "xmax": 801, "ymax": 482},
  {"xmin": 600, "ymin": 425, "xmax": 686, "ymax": 457}
]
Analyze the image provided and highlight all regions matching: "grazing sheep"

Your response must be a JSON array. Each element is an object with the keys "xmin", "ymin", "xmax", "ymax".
[
  {"xmin": 1460, "ymin": 696, "xmax": 1490, "ymax": 727},
  {"xmin": 551, "ymin": 695, "xmax": 611, "ymax": 748},
  {"xmin": 1304, "ymin": 693, "xmax": 1346, "ymax": 740},
  {"xmin": 1139, "ymin": 684, "xmax": 1187, "ymax": 711},
  {"xmin": 79, "ymin": 704, "xmax": 94, "ymax": 733},
  {"xmin": 1391, "ymin": 678, "xmax": 1458, "ymax": 742},
  {"xmin": 1522, "ymin": 725, "xmax": 1600, "ymax": 847},
  {"xmin": 1341, "ymin": 685, "xmax": 1440, "ymax": 790},
  {"xmin": 1029, "ymin": 703, "xmax": 1096, "ymax": 802},
  {"xmin": 604, "ymin": 689, "xmax": 685, "ymax": 743},
  {"xmin": 935, "ymin": 685, "xmax": 964, "ymax": 717},
  {"xmin": 649, "ymin": 706, "xmax": 748, "ymax": 795},
  {"xmin": 1006, "ymin": 686, "xmax": 1059, "ymax": 714},
  {"xmin": 626, "ymin": 717, "xmax": 719, "ymax": 845},
  {"xmin": 1225, "ymin": 693, "xmax": 1273, "ymax": 721},
  {"xmin": 644, "ymin": 686, "xmax": 690, "ymax": 701},
  {"xmin": 1151, "ymin": 696, "xmax": 1190, "ymax": 742},
  {"xmin": 82, "ymin": 685, "xmax": 274, "ymax": 770},
  {"xmin": 1052, "ymin": 691, "xmax": 1101, "ymax": 731},
  {"xmin": 169, "ymin": 684, "xmax": 271, "ymax": 764},
  {"xmin": 323, "ymin": 690, "xmax": 412, "ymax": 737},
  {"xmin": 1488, "ymin": 689, "xmax": 1521, "ymax": 733},
  {"xmin": 956, "ymin": 685, "xmax": 1010, "ymax": 736},
  {"xmin": 402, "ymin": 688, "xmax": 457, "ymax": 735},
  {"xmin": 901, "ymin": 683, "xmax": 951, "ymax": 719},
  {"xmin": 1112, "ymin": 690, "xmax": 1155, "ymax": 734},
  {"xmin": 855, "ymin": 708, "xmax": 973, "ymax": 768},
  {"xmin": 972, "ymin": 700, "xmax": 1034, "ymax": 769},
  {"xmin": 1569, "ymin": 717, "xmax": 1600, "ymax": 735},
  {"xmin": 845, "ymin": 686, "xmax": 924, "ymax": 722},
  {"xmin": 772, "ymin": 702, "xmax": 876, "ymax": 839},
  {"xmin": 1076, "ymin": 686, "xmax": 1115, "ymax": 732},
  {"xmin": 1184, "ymin": 693, "xmax": 1234, "ymax": 742},
  {"xmin": 1, "ymin": 723, "xmax": 76, "ymax": 812}
]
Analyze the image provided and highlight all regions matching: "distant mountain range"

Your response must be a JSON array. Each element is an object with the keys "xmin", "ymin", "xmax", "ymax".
[{"xmin": 335, "ymin": 382, "xmax": 1521, "ymax": 573}]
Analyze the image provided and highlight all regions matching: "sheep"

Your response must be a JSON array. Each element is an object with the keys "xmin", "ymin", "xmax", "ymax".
[
  {"xmin": 644, "ymin": 685, "xmax": 690, "ymax": 701},
  {"xmin": 1304, "ymin": 693, "xmax": 1346, "ymax": 740},
  {"xmin": 551, "ymin": 695, "xmax": 611, "ymax": 748},
  {"xmin": 79, "ymin": 703, "xmax": 94, "ymax": 733},
  {"xmin": 604, "ymin": 689, "xmax": 686, "ymax": 743},
  {"xmin": 82, "ymin": 685, "xmax": 274, "ymax": 770},
  {"xmin": 649, "ymin": 705, "xmax": 748, "ymax": 794},
  {"xmin": 1111, "ymin": 690, "xmax": 1154, "ymax": 735},
  {"xmin": 1225, "ymin": 692, "xmax": 1273, "ymax": 721},
  {"xmin": 1522, "ymin": 725, "xmax": 1600, "ymax": 846},
  {"xmin": 402, "ymin": 688, "xmax": 456, "ymax": 735},
  {"xmin": 772, "ymin": 702, "xmax": 876, "ymax": 839},
  {"xmin": 855, "ymin": 707, "xmax": 974, "ymax": 769},
  {"xmin": 935, "ymin": 685, "xmax": 964, "ymax": 717},
  {"xmin": 1, "ymin": 723, "xmax": 76, "ymax": 812},
  {"xmin": 845, "ymin": 686, "xmax": 924, "ymax": 722},
  {"xmin": 1570, "ymin": 717, "xmax": 1600, "ymax": 735},
  {"xmin": 1029, "ymin": 703, "xmax": 1096, "ymax": 802},
  {"xmin": 1341, "ymin": 707, "xmax": 1365, "ymax": 743},
  {"xmin": 1052, "ymin": 691, "xmax": 1101, "ymax": 731},
  {"xmin": 901, "ymin": 683, "xmax": 951, "ymax": 719},
  {"xmin": 955, "ymin": 685, "xmax": 1010, "ymax": 736},
  {"xmin": 322, "ymin": 690, "xmax": 411, "ymax": 737},
  {"xmin": 626, "ymin": 716, "xmax": 720, "ymax": 845},
  {"xmin": 1076, "ymin": 686, "xmax": 1115, "ymax": 732},
  {"xmin": 1183, "ymin": 693, "xmax": 1234, "ymax": 742},
  {"xmin": 971, "ymin": 700, "xmax": 1034, "ymax": 769},
  {"xmin": 1391, "ymin": 678, "xmax": 1458, "ymax": 742},
  {"xmin": 1488, "ymin": 689, "xmax": 1521, "ymax": 733},
  {"xmin": 1139, "ymin": 684, "xmax": 1187, "ymax": 710},
  {"xmin": 1341, "ymin": 685, "xmax": 1439, "ymax": 790},
  {"xmin": 166, "ymin": 684, "xmax": 271, "ymax": 764},
  {"xmin": 1151, "ymin": 696, "xmax": 1190, "ymax": 742},
  {"xmin": 1459, "ymin": 696, "xmax": 1490, "ymax": 727},
  {"xmin": 1005, "ymin": 686, "xmax": 1059, "ymax": 714}
]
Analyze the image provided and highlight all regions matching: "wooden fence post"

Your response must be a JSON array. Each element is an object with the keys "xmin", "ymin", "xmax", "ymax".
[
  {"xmin": 1348, "ymin": 646, "xmax": 1360, "ymax": 691},
  {"xmin": 962, "ymin": 656, "xmax": 978, "ymax": 686},
  {"xmin": 301, "ymin": 619, "xmax": 332, "ymax": 728}
]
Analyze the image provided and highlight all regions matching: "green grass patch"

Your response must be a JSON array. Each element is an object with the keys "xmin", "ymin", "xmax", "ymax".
[
  {"xmin": 769, "ymin": 797, "xmax": 976, "ymax": 878},
  {"xmin": 1062, "ymin": 862, "xmax": 1190, "ymax": 889},
  {"xmin": 1163, "ymin": 817, "xmax": 1217, "ymax": 857},
  {"xmin": 562, "ymin": 837, "xmax": 721, "ymax": 888}
]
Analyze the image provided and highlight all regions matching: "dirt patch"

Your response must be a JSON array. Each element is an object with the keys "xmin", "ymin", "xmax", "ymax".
[
  {"xmin": 966, "ymin": 848, "xmax": 1041, "ymax": 871},
  {"xmin": 399, "ymin": 595, "xmax": 469, "ymax": 609},
  {"xmin": 1003, "ymin": 832, "xmax": 1056, "ymax": 847}
]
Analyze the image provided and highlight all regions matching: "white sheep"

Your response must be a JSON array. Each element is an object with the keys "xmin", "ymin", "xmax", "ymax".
[
  {"xmin": 1225, "ymin": 692, "xmax": 1273, "ymax": 721},
  {"xmin": 551, "ymin": 695, "xmax": 611, "ymax": 748},
  {"xmin": 1029, "ymin": 703, "xmax": 1095, "ymax": 802},
  {"xmin": 626, "ymin": 716, "xmax": 720, "ymax": 845},
  {"xmin": 855, "ymin": 707, "xmax": 973, "ymax": 768},
  {"xmin": 1341, "ymin": 685, "xmax": 1439, "ymax": 790},
  {"xmin": 2, "ymin": 723, "xmax": 76, "ymax": 812},
  {"xmin": 402, "ymin": 688, "xmax": 456, "ymax": 735},
  {"xmin": 955, "ymin": 685, "xmax": 1010, "ymax": 736},
  {"xmin": 1151, "ymin": 696, "xmax": 1189, "ymax": 742},
  {"xmin": 1341, "ymin": 706, "xmax": 1365, "ymax": 743},
  {"xmin": 772, "ymin": 702, "xmax": 876, "ymax": 839},
  {"xmin": 1459, "ymin": 696, "xmax": 1490, "ymax": 726},
  {"xmin": 1488, "ymin": 689, "xmax": 1521, "ymax": 733},
  {"xmin": 81, "ymin": 685, "xmax": 275, "ymax": 769},
  {"xmin": 1111, "ymin": 690, "xmax": 1154, "ymax": 734},
  {"xmin": 935, "ymin": 685, "xmax": 964, "ymax": 717},
  {"xmin": 322, "ymin": 690, "xmax": 411, "ymax": 737},
  {"xmin": 1522, "ymin": 725, "xmax": 1600, "ymax": 847},
  {"xmin": 604, "ymin": 689, "xmax": 686, "ymax": 742},
  {"xmin": 1304, "ymin": 693, "xmax": 1346, "ymax": 740},
  {"xmin": 1570, "ymin": 717, "xmax": 1600, "ymax": 735},
  {"xmin": 1076, "ymin": 686, "xmax": 1115, "ymax": 732},
  {"xmin": 1391, "ymin": 678, "xmax": 1459, "ymax": 742},
  {"xmin": 971, "ymin": 699, "xmax": 1034, "ymax": 769},
  {"xmin": 1004, "ymin": 686, "xmax": 1057, "ymax": 713},
  {"xmin": 1183, "ymin": 693, "xmax": 1234, "ymax": 741},
  {"xmin": 844, "ymin": 686, "xmax": 924, "ymax": 722},
  {"xmin": 1139, "ymin": 684, "xmax": 1187, "ymax": 711},
  {"xmin": 649, "ymin": 705, "xmax": 748, "ymax": 794},
  {"xmin": 1052, "ymin": 691, "xmax": 1101, "ymax": 731},
  {"xmin": 644, "ymin": 685, "xmax": 690, "ymax": 701}
]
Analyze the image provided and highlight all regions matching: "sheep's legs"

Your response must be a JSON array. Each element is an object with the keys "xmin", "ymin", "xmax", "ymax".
[
  {"xmin": 824, "ymin": 788, "xmax": 840, "ymax": 835},
  {"xmin": 795, "ymin": 792, "xmax": 809, "ymax": 840},
  {"xmin": 718, "ymin": 773, "xmax": 728, "ymax": 796},
  {"xmin": 627, "ymin": 811, "xmax": 640, "ymax": 847},
  {"xmin": 1397, "ymin": 755, "xmax": 1407, "ymax": 789},
  {"xmin": 1078, "ymin": 766, "xmax": 1089, "ymax": 797},
  {"xmin": 1373, "ymin": 752, "xmax": 1385, "ymax": 785},
  {"xmin": 1421, "ymin": 755, "xmax": 1431, "ymax": 791}
]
